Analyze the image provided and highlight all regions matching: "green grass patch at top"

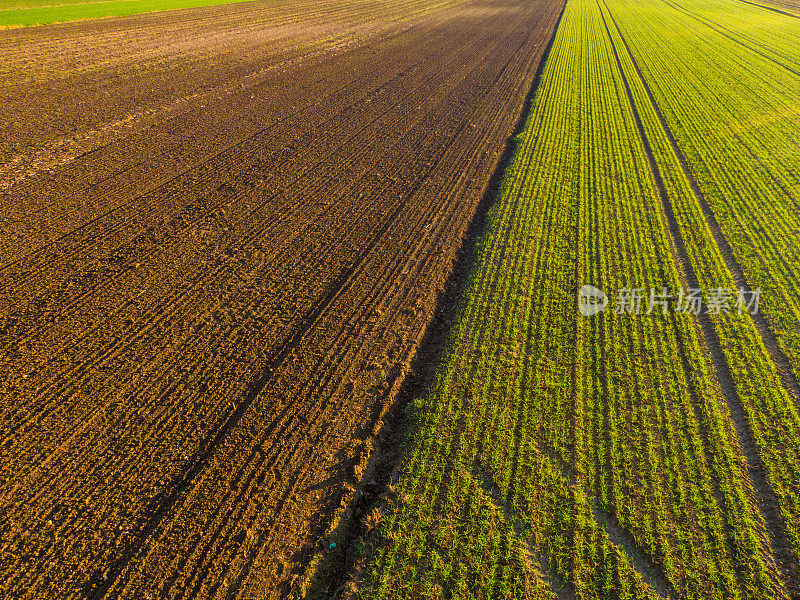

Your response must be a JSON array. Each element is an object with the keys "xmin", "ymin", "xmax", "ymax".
[{"xmin": 0, "ymin": 0, "xmax": 256, "ymax": 28}]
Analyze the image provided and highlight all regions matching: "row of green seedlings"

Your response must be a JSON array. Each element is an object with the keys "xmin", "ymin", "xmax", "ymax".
[
  {"xmin": 571, "ymin": 2, "xmax": 768, "ymax": 598},
  {"xmin": 662, "ymin": 0, "xmax": 800, "ymax": 72},
  {"xmin": 618, "ymin": 0, "xmax": 800, "ymax": 384}
]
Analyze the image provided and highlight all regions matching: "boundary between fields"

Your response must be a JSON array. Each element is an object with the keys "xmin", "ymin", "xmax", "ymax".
[
  {"xmin": 597, "ymin": 1, "xmax": 800, "ymax": 596},
  {"xmin": 296, "ymin": 1, "xmax": 568, "ymax": 596},
  {"xmin": 81, "ymin": 6, "xmax": 551, "ymax": 597}
]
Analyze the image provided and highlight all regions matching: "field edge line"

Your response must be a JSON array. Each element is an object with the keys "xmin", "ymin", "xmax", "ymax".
[{"xmin": 292, "ymin": 0, "xmax": 569, "ymax": 596}]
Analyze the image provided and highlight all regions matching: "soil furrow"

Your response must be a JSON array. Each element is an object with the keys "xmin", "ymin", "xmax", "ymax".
[
  {"xmin": 0, "ymin": 12, "xmax": 510, "ymax": 506},
  {"xmin": 0, "ymin": 1, "xmax": 565, "ymax": 597}
]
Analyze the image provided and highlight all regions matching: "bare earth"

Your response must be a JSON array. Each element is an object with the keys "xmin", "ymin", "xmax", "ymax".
[{"xmin": 0, "ymin": 0, "xmax": 562, "ymax": 597}]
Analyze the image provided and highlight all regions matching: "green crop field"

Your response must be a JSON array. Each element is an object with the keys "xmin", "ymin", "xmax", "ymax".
[
  {"xmin": 0, "ymin": 0, "xmax": 253, "ymax": 28},
  {"xmin": 343, "ymin": 0, "xmax": 800, "ymax": 598}
]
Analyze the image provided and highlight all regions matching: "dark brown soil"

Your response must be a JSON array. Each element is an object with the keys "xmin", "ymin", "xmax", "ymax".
[{"xmin": 0, "ymin": 0, "xmax": 563, "ymax": 597}]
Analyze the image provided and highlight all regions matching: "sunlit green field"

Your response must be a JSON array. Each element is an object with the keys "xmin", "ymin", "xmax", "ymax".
[{"xmin": 0, "ymin": 0, "xmax": 253, "ymax": 28}]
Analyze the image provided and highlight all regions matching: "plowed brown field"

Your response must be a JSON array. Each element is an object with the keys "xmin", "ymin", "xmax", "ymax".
[{"xmin": 0, "ymin": 0, "xmax": 562, "ymax": 597}]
